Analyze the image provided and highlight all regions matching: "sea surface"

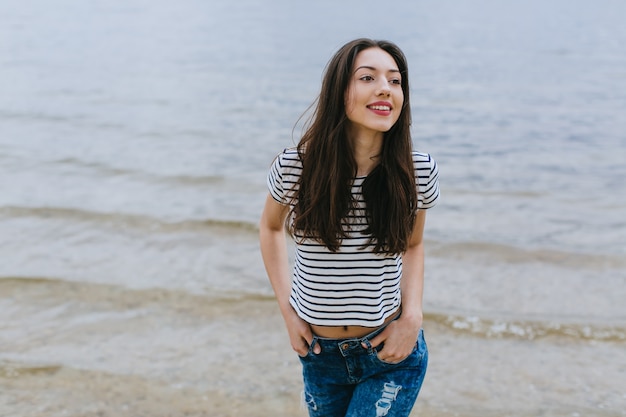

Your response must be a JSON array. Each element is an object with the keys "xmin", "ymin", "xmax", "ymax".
[{"xmin": 1, "ymin": 0, "xmax": 625, "ymax": 416}]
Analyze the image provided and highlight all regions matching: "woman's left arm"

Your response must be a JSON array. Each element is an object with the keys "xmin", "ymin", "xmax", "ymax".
[{"xmin": 369, "ymin": 209, "xmax": 427, "ymax": 363}]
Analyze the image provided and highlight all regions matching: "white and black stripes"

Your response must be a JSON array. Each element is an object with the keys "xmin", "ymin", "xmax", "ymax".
[{"xmin": 267, "ymin": 148, "xmax": 440, "ymax": 326}]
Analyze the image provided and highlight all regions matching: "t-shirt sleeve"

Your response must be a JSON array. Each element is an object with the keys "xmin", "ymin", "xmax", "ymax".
[
  {"xmin": 416, "ymin": 153, "xmax": 440, "ymax": 209},
  {"xmin": 267, "ymin": 153, "xmax": 285, "ymax": 204},
  {"xmin": 267, "ymin": 148, "xmax": 301, "ymax": 205}
]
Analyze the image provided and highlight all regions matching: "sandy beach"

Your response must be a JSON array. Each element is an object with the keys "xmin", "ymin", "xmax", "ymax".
[{"xmin": 1, "ymin": 274, "xmax": 624, "ymax": 417}]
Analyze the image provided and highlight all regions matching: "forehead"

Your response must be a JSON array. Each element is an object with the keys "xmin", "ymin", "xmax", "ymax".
[{"xmin": 353, "ymin": 47, "xmax": 399, "ymax": 71}]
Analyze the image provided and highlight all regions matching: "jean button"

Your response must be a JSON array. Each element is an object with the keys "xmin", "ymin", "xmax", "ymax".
[{"xmin": 341, "ymin": 343, "xmax": 349, "ymax": 350}]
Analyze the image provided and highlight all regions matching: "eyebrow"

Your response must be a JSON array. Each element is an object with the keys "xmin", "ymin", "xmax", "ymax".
[{"xmin": 354, "ymin": 65, "xmax": 401, "ymax": 74}]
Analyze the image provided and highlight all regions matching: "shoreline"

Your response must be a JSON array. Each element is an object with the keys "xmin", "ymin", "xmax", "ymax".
[{"xmin": 1, "ymin": 298, "xmax": 624, "ymax": 417}]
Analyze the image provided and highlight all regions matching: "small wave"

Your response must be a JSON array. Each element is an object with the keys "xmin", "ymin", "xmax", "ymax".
[
  {"xmin": 426, "ymin": 311, "xmax": 626, "ymax": 342},
  {"xmin": 0, "ymin": 205, "xmax": 258, "ymax": 234},
  {"xmin": 51, "ymin": 157, "xmax": 229, "ymax": 187},
  {"xmin": 444, "ymin": 187, "xmax": 546, "ymax": 198},
  {"xmin": 428, "ymin": 240, "xmax": 626, "ymax": 269},
  {"xmin": 0, "ymin": 275, "xmax": 275, "ymax": 314},
  {"xmin": 0, "ymin": 110, "xmax": 74, "ymax": 124},
  {"xmin": 0, "ymin": 361, "xmax": 62, "ymax": 378}
]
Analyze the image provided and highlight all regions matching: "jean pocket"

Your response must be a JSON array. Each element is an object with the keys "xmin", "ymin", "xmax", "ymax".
[
  {"xmin": 374, "ymin": 342, "xmax": 418, "ymax": 365},
  {"xmin": 298, "ymin": 337, "xmax": 319, "ymax": 359}
]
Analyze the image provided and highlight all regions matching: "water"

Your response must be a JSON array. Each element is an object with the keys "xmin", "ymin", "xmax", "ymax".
[{"xmin": 1, "ymin": 0, "xmax": 625, "ymax": 416}]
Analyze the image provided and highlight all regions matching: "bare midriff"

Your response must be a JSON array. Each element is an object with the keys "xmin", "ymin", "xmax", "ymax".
[{"xmin": 310, "ymin": 307, "xmax": 400, "ymax": 339}]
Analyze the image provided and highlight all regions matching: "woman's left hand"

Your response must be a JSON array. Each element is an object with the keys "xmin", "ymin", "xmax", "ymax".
[{"xmin": 366, "ymin": 315, "xmax": 421, "ymax": 363}]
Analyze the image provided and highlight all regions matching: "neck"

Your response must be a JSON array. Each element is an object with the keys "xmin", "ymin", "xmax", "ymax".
[{"xmin": 349, "ymin": 130, "xmax": 383, "ymax": 177}]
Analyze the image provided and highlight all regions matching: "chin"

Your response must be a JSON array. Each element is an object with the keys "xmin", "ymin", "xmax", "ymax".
[{"xmin": 375, "ymin": 124, "xmax": 395, "ymax": 133}]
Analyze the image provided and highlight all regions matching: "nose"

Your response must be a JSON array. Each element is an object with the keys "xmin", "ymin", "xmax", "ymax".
[{"xmin": 377, "ymin": 79, "xmax": 391, "ymax": 96}]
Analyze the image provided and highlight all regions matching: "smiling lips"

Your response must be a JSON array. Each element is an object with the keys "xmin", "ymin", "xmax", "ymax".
[{"xmin": 367, "ymin": 101, "xmax": 392, "ymax": 115}]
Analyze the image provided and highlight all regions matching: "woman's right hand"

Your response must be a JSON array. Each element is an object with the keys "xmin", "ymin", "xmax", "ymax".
[{"xmin": 284, "ymin": 309, "xmax": 321, "ymax": 356}]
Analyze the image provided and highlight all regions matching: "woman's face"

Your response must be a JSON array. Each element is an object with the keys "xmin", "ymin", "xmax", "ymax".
[{"xmin": 345, "ymin": 47, "xmax": 404, "ymax": 139}]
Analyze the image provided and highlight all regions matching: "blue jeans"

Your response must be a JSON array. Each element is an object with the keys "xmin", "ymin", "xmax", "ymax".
[{"xmin": 298, "ymin": 327, "xmax": 428, "ymax": 417}]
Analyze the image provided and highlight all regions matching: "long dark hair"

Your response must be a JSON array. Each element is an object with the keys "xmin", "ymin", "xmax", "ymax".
[{"xmin": 290, "ymin": 38, "xmax": 417, "ymax": 254}]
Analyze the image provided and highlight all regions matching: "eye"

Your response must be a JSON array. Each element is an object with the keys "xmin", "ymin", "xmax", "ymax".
[
  {"xmin": 390, "ymin": 78, "xmax": 402, "ymax": 85},
  {"xmin": 359, "ymin": 75, "xmax": 374, "ymax": 82}
]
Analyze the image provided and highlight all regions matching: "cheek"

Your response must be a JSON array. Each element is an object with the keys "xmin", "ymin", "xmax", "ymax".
[{"xmin": 394, "ymin": 93, "xmax": 405, "ymax": 117}]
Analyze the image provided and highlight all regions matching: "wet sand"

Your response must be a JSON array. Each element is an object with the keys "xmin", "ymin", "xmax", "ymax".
[{"xmin": 1, "ymin": 280, "xmax": 624, "ymax": 417}]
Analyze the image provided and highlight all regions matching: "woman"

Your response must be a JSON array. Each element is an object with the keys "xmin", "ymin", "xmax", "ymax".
[{"xmin": 259, "ymin": 38, "xmax": 440, "ymax": 417}]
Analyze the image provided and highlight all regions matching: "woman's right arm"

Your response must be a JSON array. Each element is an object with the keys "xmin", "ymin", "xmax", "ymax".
[{"xmin": 259, "ymin": 194, "xmax": 319, "ymax": 356}]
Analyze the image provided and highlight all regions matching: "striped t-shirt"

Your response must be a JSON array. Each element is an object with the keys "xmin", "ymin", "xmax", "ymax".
[{"xmin": 267, "ymin": 148, "xmax": 440, "ymax": 327}]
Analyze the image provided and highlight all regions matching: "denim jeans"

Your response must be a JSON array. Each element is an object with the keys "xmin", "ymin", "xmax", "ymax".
[{"xmin": 298, "ymin": 327, "xmax": 428, "ymax": 417}]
